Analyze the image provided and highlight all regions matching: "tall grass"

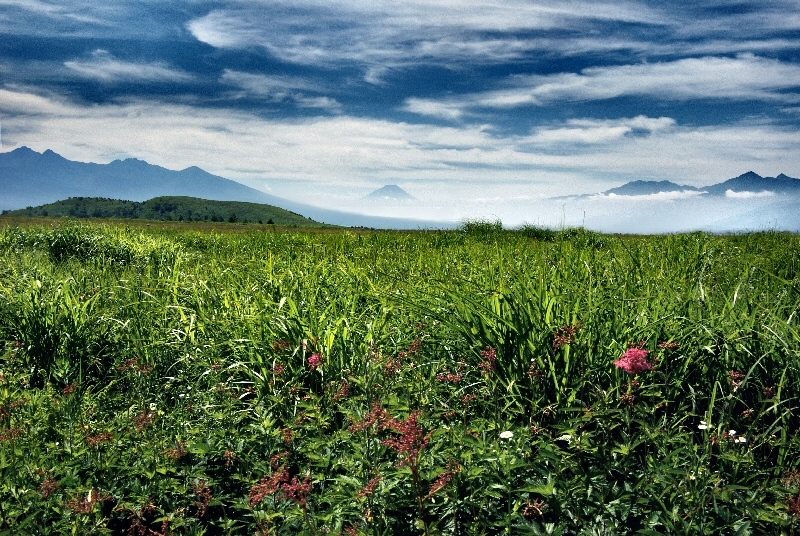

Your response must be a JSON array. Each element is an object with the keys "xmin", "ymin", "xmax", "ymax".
[{"xmin": 0, "ymin": 221, "xmax": 798, "ymax": 534}]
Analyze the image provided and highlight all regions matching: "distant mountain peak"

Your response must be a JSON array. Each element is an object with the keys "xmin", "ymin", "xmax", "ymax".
[
  {"xmin": 365, "ymin": 184, "xmax": 415, "ymax": 200},
  {"xmin": 602, "ymin": 180, "xmax": 699, "ymax": 196}
]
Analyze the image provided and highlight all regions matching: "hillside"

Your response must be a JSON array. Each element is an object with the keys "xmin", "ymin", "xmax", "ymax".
[{"xmin": 2, "ymin": 196, "xmax": 329, "ymax": 227}]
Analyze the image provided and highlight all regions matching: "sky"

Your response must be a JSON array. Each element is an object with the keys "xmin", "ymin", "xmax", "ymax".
[{"xmin": 1, "ymin": 0, "xmax": 800, "ymax": 225}]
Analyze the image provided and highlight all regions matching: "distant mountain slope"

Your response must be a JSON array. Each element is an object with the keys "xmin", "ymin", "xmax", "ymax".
[
  {"xmin": 0, "ymin": 147, "xmax": 455, "ymax": 229},
  {"xmin": 603, "ymin": 180, "xmax": 700, "ymax": 196},
  {"xmin": 365, "ymin": 184, "xmax": 415, "ymax": 200},
  {"xmin": 0, "ymin": 146, "xmax": 283, "ymax": 209},
  {"xmin": 2, "ymin": 196, "xmax": 328, "ymax": 226},
  {"xmin": 702, "ymin": 172, "xmax": 800, "ymax": 196},
  {"xmin": 554, "ymin": 172, "xmax": 800, "ymax": 199}
]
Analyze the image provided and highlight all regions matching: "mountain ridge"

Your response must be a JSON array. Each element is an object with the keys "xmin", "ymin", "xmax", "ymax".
[
  {"xmin": 0, "ymin": 147, "xmax": 455, "ymax": 229},
  {"xmin": 557, "ymin": 171, "xmax": 800, "ymax": 199}
]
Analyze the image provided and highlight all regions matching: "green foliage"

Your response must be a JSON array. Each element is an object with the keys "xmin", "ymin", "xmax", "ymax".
[
  {"xmin": 1, "ymin": 222, "xmax": 799, "ymax": 534},
  {"xmin": 2, "ymin": 196, "xmax": 330, "ymax": 227},
  {"xmin": 460, "ymin": 218, "xmax": 503, "ymax": 236}
]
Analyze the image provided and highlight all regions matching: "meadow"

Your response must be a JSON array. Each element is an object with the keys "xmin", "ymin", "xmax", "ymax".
[{"xmin": 0, "ymin": 220, "xmax": 799, "ymax": 535}]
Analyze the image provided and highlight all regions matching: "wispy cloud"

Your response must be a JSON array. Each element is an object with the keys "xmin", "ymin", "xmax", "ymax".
[
  {"xmin": 404, "ymin": 54, "xmax": 800, "ymax": 119},
  {"xmin": 221, "ymin": 70, "xmax": 341, "ymax": 111},
  {"xmin": 590, "ymin": 190, "xmax": 706, "ymax": 202},
  {"xmin": 725, "ymin": 189, "xmax": 776, "ymax": 199},
  {"xmin": 523, "ymin": 116, "xmax": 676, "ymax": 145},
  {"xmin": 3, "ymin": 88, "xmax": 799, "ymax": 197},
  {"xmin": 402, "ymin": 98, "xmax": 464, "ymax": 121},
  {"xmin": 185, "ymin": 1, "xmax": 670, "ymax": 73},
  {"xmin": 64, "ymin": 50, "xmax": 191, "ymax": 83}
]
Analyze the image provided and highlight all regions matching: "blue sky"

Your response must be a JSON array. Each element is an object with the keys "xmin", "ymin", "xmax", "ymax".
[{"xmin": 1, "ymin": 0, "xmax": 799, "ymax": 222}]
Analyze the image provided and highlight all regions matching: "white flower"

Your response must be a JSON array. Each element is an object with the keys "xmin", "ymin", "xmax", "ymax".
[
  {"xmin": 149, "ymin": 403, "xmax": 157, "ymax": 411},
  {"xmin": 499, "ymin": 431, "xmax": 514, "ymax": 440},
  {"xmin": 698, "ymin": 421, "xmax": 709, "ymax": 430},
  {"xmin": 737, "ymin": 436, "xmax": 747, "ymax": 444},
  {"xmin": 728, "ymin": 429, "xmax": 737, "ymax": 436}
]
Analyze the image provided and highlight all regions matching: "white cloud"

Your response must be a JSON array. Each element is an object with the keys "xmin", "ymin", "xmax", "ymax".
[
  {"xmin": 220, "ymin": 70, "xmax": 341, "ymax": 111},
  {"xmin": 2, "ymin": 87, "xmax": 799, "ymax": 202},
  {"xmin": 185, "ymin": 2, "xmax": 670, "ymax": 69},
  {"xmin": 590, "ymin": 190, "xmax": 707, "ymax": 202},
  {"xmin": 401, "ymin": 54, "xmax": 800, "ymax": 119},
  {"xmin": 64, "ymin": 50, "xmax": 191, "ymax": 83},
  {"xmin": 478, "ymin": 54, "xmax": 800, "ymax": 108},
  {"xmin": 725, "ymin": 189, "xmax": 775, "ymax": 198},
  {"xmin": 524, "ymin": 116, "xmax": 676, "ymax": 145},
  {"xmin": 403, "ymin": 98, "xmax": 464, "ymax": 120}
]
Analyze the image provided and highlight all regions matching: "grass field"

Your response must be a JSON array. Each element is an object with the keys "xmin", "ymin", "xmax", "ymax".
[{"xmin": 1, "ymin": 220, "xmax": 799, "ymax": 535}]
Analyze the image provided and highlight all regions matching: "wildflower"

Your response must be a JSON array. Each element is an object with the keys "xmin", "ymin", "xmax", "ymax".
[
  {"xmin": 553, "ymin": 324, "xmax": 581, "ymax": 352},
  {"xmin": 308, "ymin": 353, "xmax": 322, "ymax": 371},
  {"xmin": 84, "ymin": 432, "xmax": 114, "ymax": 447},
  {"xmin": 736, "ymin": 436, "xmax": 747, "ymax": 444},
  {"xmin": 461, "ymin": 393, "xmax": 478, "ymax": 405},
  {"xmin": 249, "ymin": 466, "xmax": 290, "ymax": 508},
  {"xmin": 436, "ymin": 371, "xmax": 463, "ymax": 384},
  {"xmin": 281, "ymin": 475, "xmax": 313, "ymax": 507},
  {"xmin": 499, "ymin": 431, "xmax": 514, "ymax": 440},
  {"xmin": 523, "ymin": 498, "xmax": 549, "ymax": 518},
  {"xmin": 614, "ymin": 348, "xmax": 653, "ymax": 374},
  {"xmin": 698, "ymin": 420, "xmax": 710, "ymax": 430},
  {"xmin": 789, "ymin": 494, "xmax": 800, "ymax": 517},
  {"xmin": 39, "ymin": 477, "xmax": 60, "ymax": 499},
  {"xmin": 333, "ymin": 380, "xmax": 351, "ymax": 402},
  {"xmin": 426, "ymin": 461, "xmax": 460, "ymax": 500},
  {"xmin": 729, "ymin": 370, "xmax": 745, "ymax": 390},
  {"xmin": 381, "ymin": 410, "xmax": 430, "ymax": 467},
  {"xmin": 357, "ymin": 476, "xmax": 382, "ymax": 499},
  {"xmin": 479, "ymin": 346, "xmax": 497, "ymax": 375},
  {"xmin": 193, "ymin": 480, "xmax": 213, "ymax": 518},
  {"xmin": 784, "ymin": 470, "xmax": 800, "ymax": 488}
]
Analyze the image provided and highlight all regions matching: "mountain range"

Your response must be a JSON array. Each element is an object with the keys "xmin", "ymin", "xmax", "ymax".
[
  {"xmin": 565, "ymin": 171, "xmax": 800, "ymax": 198},
  {"xmin": 0, "ymin": 147, "xmax": 448, "ymax": 229},
  {"xmin": 2, "ymin": 147, "xmax": 798, "ymax": 232}
]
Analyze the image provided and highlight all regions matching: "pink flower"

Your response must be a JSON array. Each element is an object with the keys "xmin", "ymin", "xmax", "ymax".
[
  {"xmin": 614, "ymin": 348, "xmax": 652, "ymax": 374},
  {"xmin": 308, "ymin": 353, "xmax": 322, "ymax": 371}
]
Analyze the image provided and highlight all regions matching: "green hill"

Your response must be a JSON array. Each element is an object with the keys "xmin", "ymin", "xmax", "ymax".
[{"xmin": 2, "ymin": 196, "xmax": 331, "ymax": 226}]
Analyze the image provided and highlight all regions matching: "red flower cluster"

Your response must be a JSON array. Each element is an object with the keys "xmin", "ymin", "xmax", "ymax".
[
  {"xmin": 39, "ymin": 477, "xmax": 60, "ymax": 499},
  {"xmin": 381, "ymin": 410, "xmax": 431, "ymax": 467},
  {"xmin": 357, "ymin": 476, "xmax": 382, "ymax": 499},
  {"xmin": 281, "ymin": 475, "xmax": 313, "ymax": 507},
  {"xmin": 193, "ymin": 480, "xmax": 213, "ymax": 518},
  {"xmin": 729, "ymin": 370, "xmax": 745, "ymax": 390},
  {"xmin": 614, "ymin": 348, "xmax": 653, "ymax": 374},
  {"xmin": 478, "ymin": 346, "xmax": 497, "ymax": 375},
  {"xmin": 553, "ymin": 324, "xmax": 581, "ymax": 352},
  {"xmin": 348, "ymin": 402, "xmax": 393, "ymax": 433},
  {"xmin": 249, "ymin": 467, "xmax": 313, "ymax": 508},
  {"xmin": 308, "ymin": 353, "xmax": 323, "ymax": 371},
  {"xmin": 249, "ymin": 466, "xmax": 290, "ymax": 507},
  {"xmin": 426, "ymin": 461, "xmax": 460, "ymax": 500},
  {"xmin": 333, "ymin": 380, "xmax": 351, "ymax": 402},
  {"xmin": 436, "ymin": 371, "xmax": 463, "ymax": 384},
  {"xmin": 84, "ymin": 432, "xmax": 114, "ymax": 447}
]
